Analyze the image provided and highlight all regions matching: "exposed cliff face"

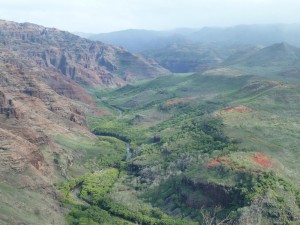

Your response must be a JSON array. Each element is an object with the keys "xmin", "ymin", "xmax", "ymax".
[
  {"xmin": 0, "ymin": 47, "xmax": 91, "ymax": 186},
  {"xmin": 181, "ymin": 176, "xmax": 236, "ymax": 208},
  {"xmin": 0, "ymin": 43, "xmax": 98, "ymax": 225},
  {"xmin": 0, "ymin": 91, "xmax": 19, "ymax": 119},
  {"xmin": 0, "ymin": 19, "xmax": 169, "ymax": 224},
  {"xmin": 0, "ymin": 19, "xmax": 169, "ymax": 89}
]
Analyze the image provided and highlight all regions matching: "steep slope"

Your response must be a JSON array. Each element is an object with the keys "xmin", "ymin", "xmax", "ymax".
[
  {"xmin": 222, "ymin": 45, "xmax": 263, "ymax": 65},
  {"xmin": 0, "ymin": 46, "xmax": 94, "ymax": 224},
  {"xmin": 225, "ymin": 42, "xmax": 300, "ymax": 67},
  {"xmin": 144, "ymin": 43, "xmax": 240, "ymax": 73},
  {"xmin": 0, "ymin": 19, "xmax": 169, "ymax": 224},
  {"xmin": 0, "ymin": 20, "xmax": 169, "ymax": 88}
]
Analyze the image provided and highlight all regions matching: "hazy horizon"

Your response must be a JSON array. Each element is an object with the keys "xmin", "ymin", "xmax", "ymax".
[{"xmin": 1, "ymin": 0, "xmax": 300, "ymax": 33}]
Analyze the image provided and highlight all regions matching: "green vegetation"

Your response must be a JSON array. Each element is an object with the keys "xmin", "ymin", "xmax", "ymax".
[
  {"xmin": 58, "ymin": 68, "xmax": 300, "ymax": 224},
  {"xmin": 0, "ymin": 183, "xmax": 65, "ymax": 225},
  {"xmin": 80, "ymin": 169, "xmax": 119, "ymax": 203},
  {"xmin": 55, "ymin": 134, "xmax": 126, "ymax": 173},
  {"xmin": 88, "ymin": 115, "xmax": 146, "ymax": 143},
  {"xmin": 59, "ymin": 169, "xmax": 197, "ymax": 225}
]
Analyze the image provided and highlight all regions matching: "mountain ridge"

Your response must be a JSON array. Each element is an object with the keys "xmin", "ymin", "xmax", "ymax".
[
  {"xmin": 81, "ymin": 23, "xmax": 300, "ymax": 53},
  {"xmin": 0, "ymin": 19, "xmax": 169, "ymax": 88},
  {"xmin": 224, "ymin": 42, "xmax": 300, "ymax": 67}
]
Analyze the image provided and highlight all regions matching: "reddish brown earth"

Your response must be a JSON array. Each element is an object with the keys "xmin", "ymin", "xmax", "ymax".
[
  {"xmin": 165, "ymin": 98, "xmax": 192, "ymax": 106},
  {"xmin": 222, "ymin": 105, "xmax": 253, "ymax": 113},
  {"xmin": 251, "ymin": 152, "xmax": 273, "ymax": 169},
  {"xmin": 0, "ymin": 19, "xmax": 168, "ymax": 88},
  {"xmin": 207, "ymin": 157, "xmax": 232, "ymax": 167},
  {"xmin": 0, "ymin": 19, "xmax": 170, "ymax": 224},
  {"xmin": 207, "ymin": 152, "xmax": 273, "ymax": 171}
]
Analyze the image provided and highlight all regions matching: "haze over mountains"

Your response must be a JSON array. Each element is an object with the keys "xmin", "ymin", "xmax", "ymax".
[
  {"xmin": 2, "ymin": 18, "xmax": 300, "ymax": 225},
  {"xmin": 76, "ymin": 24, "xmax": 300, "ymax": 73},
  {"xmin": 78, "ymin": 24, "xmax": 300, "ymax": 52}
]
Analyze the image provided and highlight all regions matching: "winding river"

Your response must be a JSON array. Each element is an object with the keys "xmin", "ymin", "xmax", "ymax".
[
  {"xmin": 72, "ymin": 183, "xmax": 90, "ymax": 206},
  {"xmin": 126, "ymin": 143, "xmax": 132, "ymax": 160}
]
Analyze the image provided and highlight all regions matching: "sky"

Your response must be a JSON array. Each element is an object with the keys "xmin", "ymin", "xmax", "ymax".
[{"xmin": 1, "ymin": 0, "xmax": 300, "ymax": 33}]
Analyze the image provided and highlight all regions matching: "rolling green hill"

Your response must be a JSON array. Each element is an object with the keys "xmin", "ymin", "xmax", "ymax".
[{"xmin": 66, "ymin": 65, "xmax": 300, "ymax": 224}]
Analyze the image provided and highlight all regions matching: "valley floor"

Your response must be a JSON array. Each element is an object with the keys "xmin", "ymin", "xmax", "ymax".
[{"xmin": 57, "ymin": 71, "xmax": 300, "ymax": 225}]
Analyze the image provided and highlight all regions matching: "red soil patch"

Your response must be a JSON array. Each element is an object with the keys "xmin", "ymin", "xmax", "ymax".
[
  {"xmin": 222, "ymin": 105, "xmax": 253, "ymax": 113},
  {"xmin": 165, "ymin": 99, "xmax": 192, "ymax": 106},
  {"xmin": 251, "ymin": 152, "xmax": 272, "ymax": 169},
  {"xmin": 207, "ymin": 157, "xmax": 231, "ymax": 167}
]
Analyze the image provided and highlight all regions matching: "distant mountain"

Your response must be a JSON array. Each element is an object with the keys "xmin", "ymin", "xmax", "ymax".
[
  {"xmin": 144, "ymin": 43, "xmax": 228, "ymax": 73},
  {"xmin": 191, "ymin": 24, "xmax": 300, "ymax": 46},
  {"xmin": 146, "ymin": 41, "xmax": 300, "ymax": 73},
  {"xmin": 88, "ymin": 28, "xmax": 194, "ymax": 52},
  {"xmin": 87, "ymin": 24, "xmax": 300, "ymax": 53},
  {"xmin": 86, "ymin": 24, "xmax": 300, "ymax": 73},
  {"xmin": 225, "ymin": 42, "xmax": 300, "ymax": 67},
  {"xmin": 222, "ymin": 46, "xmax": 264, "ymax": 65}
]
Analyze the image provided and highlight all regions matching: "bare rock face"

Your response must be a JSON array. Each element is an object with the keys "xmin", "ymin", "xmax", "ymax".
[
  {"xmin": 0, "ymin": 91, "xmax": 19, "ymax": 119},
  {"xmin": 0, "ymin": 19, "xmax": 169, "ymax": 89},
  {"xmin": 0, "ymin": 45, "xmax": 96, "ymax": 225},
  {"xmin": 0, "ymin": 53, "xmax": 89, "ymax": 182},
  {"xmin": 0, "ymin": 128, "xmax": 44, "ymax": 172}
]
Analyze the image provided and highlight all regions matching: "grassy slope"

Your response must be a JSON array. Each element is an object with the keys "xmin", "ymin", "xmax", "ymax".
[
  {"xmin": 0, "ymin": 183, "xmax": 65, "ymax": 225},
  {"xmin": 220, "ymin": 81, "xmax": 300, "ymax": 183},
  {"xmin": 58, "ymin": 64, "xmax": 300, "ymax": 224},
  {"xmin": 94, "ymin": 70, "xmax": 300, "ymax": 222}
]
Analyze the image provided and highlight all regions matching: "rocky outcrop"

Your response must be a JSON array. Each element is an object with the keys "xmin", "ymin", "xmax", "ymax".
[
  {"xmin": 0, "ymin": 44, "xmax": 94, "ymax": 196},
  {"xmin": 0, "ymin": 127, "xmax": 44, "ymax": 173},
  {"xmin": 0, "ymin": 91, "xmax": 19, "ymax": 119},
  {"xmin": 0, "ymin": 19, "xmax": 169, "ymax": 88},
  {"xmin": 181, "ymin": 176, "xmax": 239, "ymax": 208}
]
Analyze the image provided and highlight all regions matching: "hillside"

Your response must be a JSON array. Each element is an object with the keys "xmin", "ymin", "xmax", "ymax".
[
  {"xmin": 225, "ymin": 42, "xmax": 300, "ymax": 67},
  {"xmin": 2, "ymin": 19, "xmax": 300, "ymax": 225},
  {"xmin": 0, "ymin": 43, "xmax": 93, "ymax": 224},
  {"xmin": 0, "ymin": 20, "xmax": 169, "ymax": 87},
  {"xmin": 143, "ymin": 42, "xmax": 300, "ymax": 73},
  {"xmin": 144, "ymin": 43, "xmax": 244, "ymax": 73},
  {"xmin": 80, "ymin": 70, "xmax": 300, "ymax": 224},
  {"xmin": 0, "ymin": 19, "xmax": 168, "ymax": 224},
  {"xmin": 83, "ymin": 64, "xmax": 300, "ymax": 224}
]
